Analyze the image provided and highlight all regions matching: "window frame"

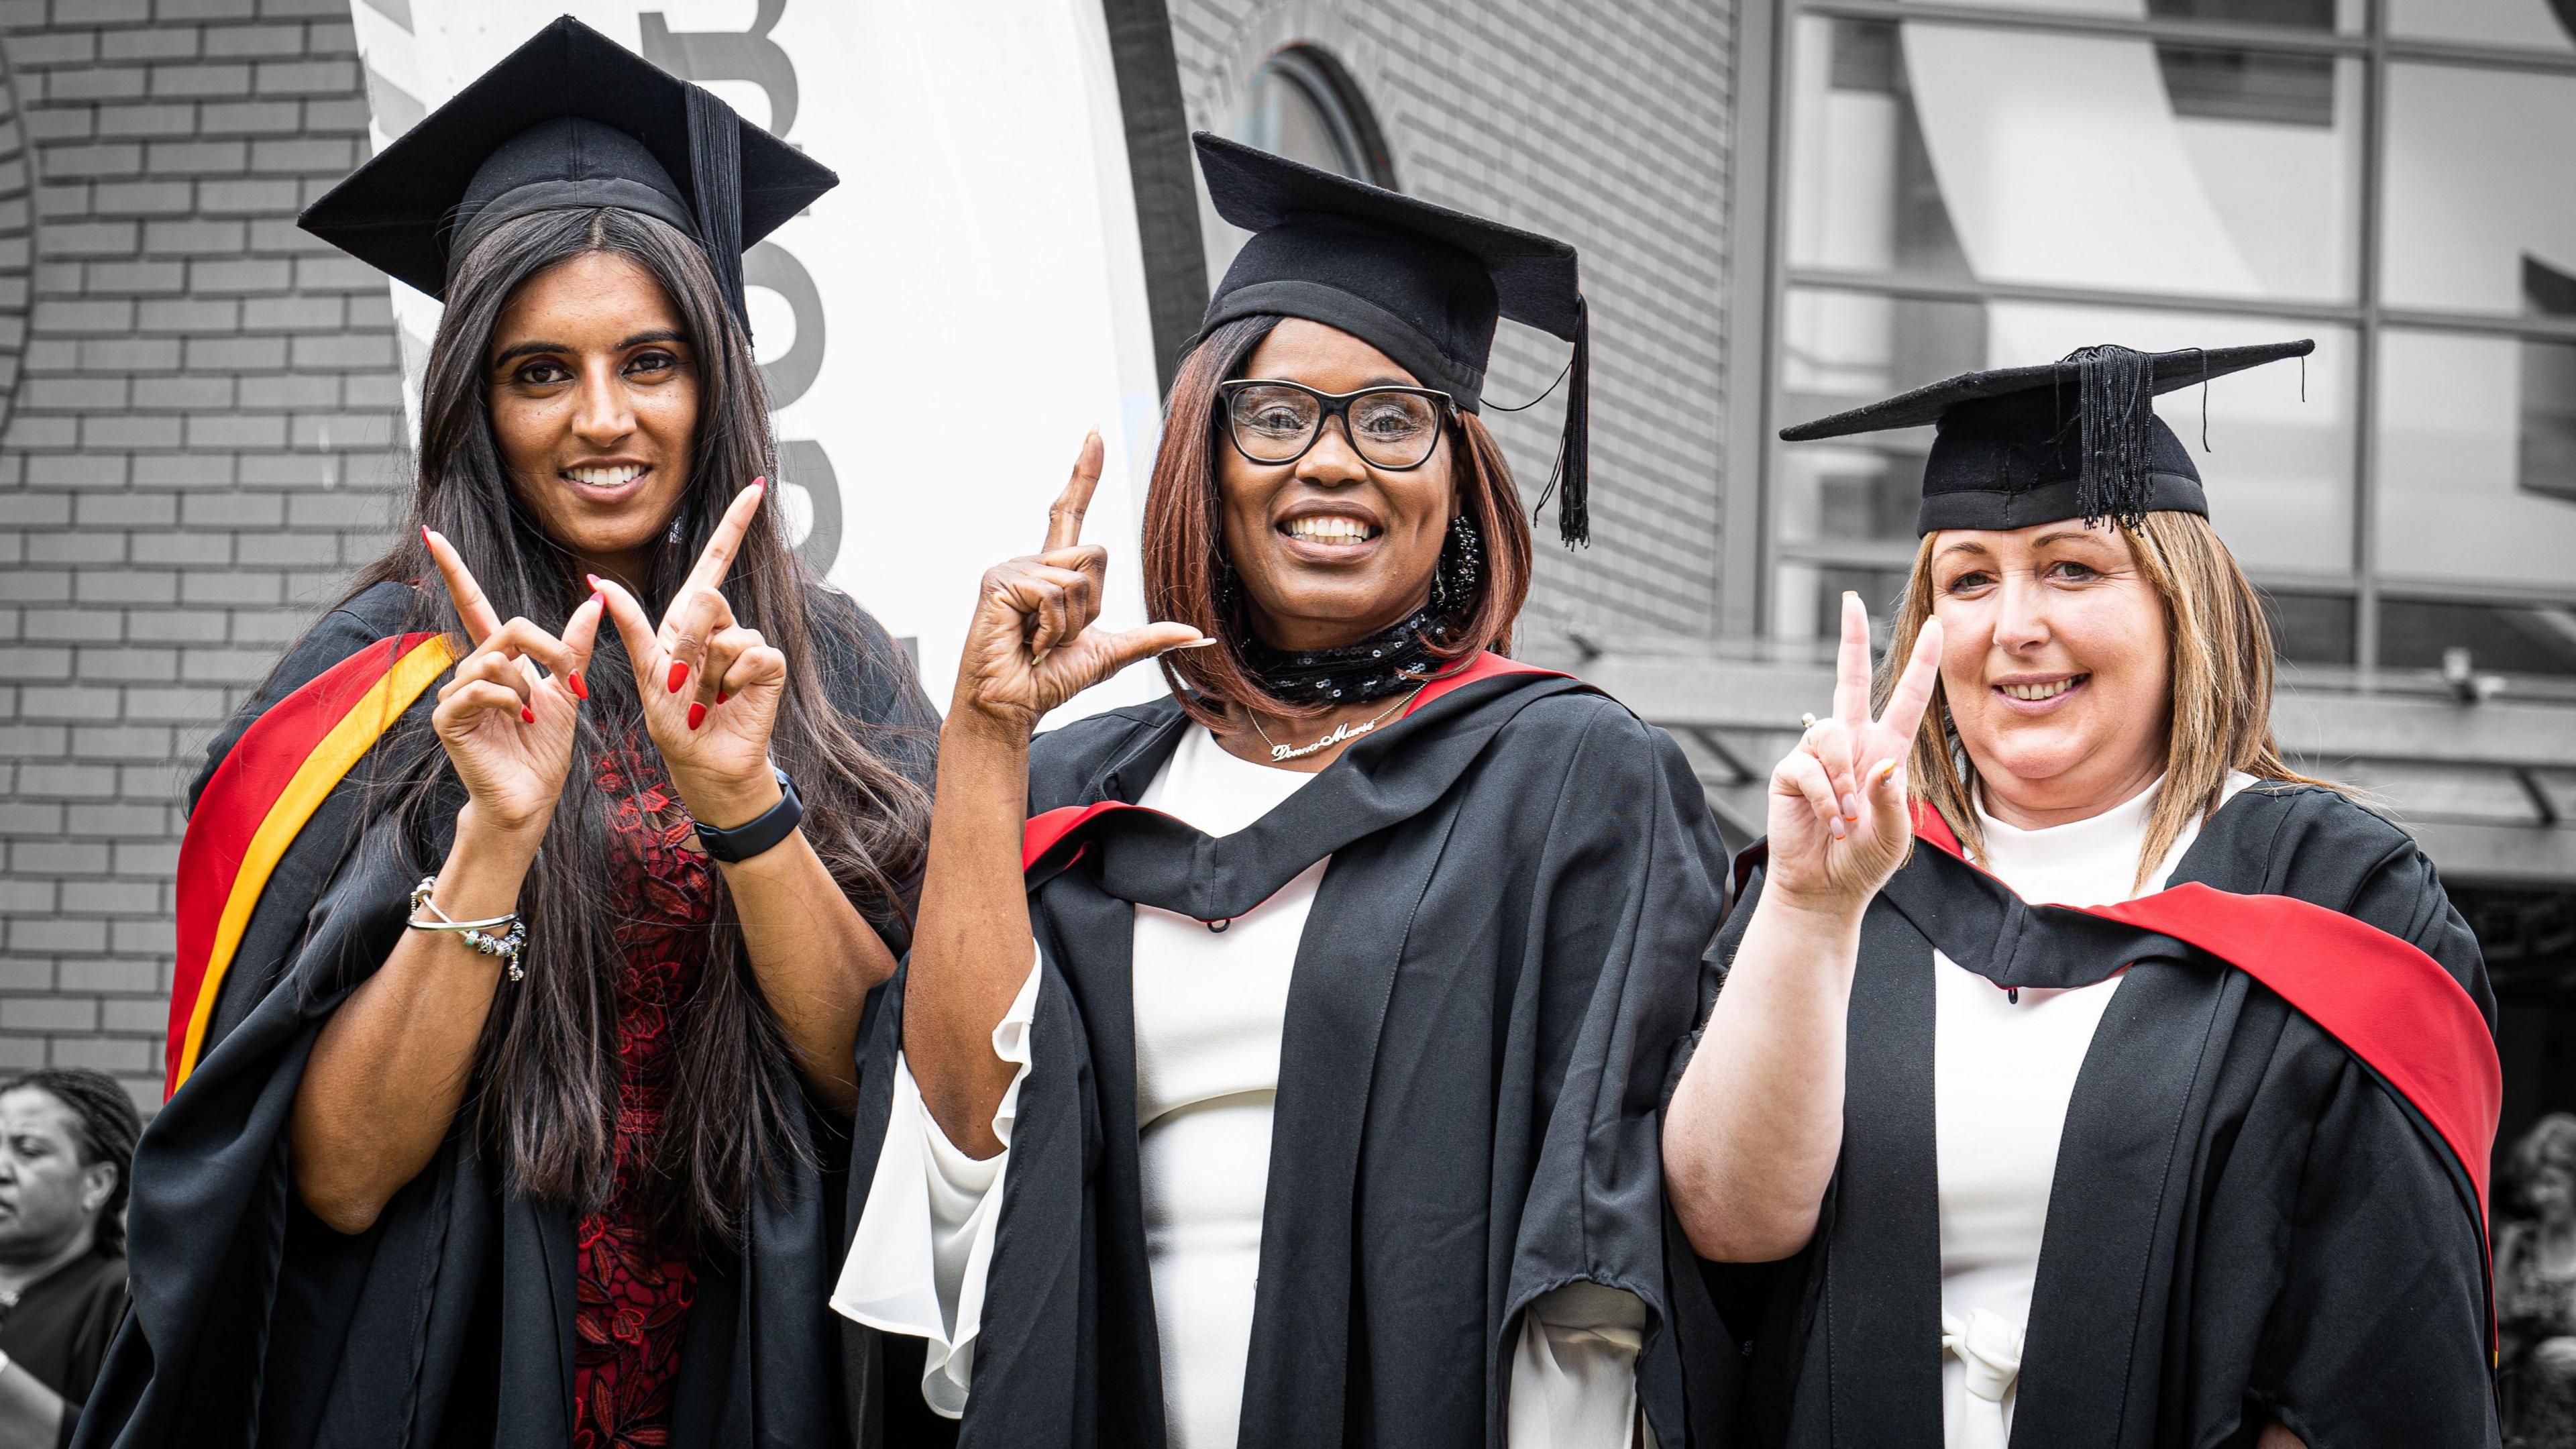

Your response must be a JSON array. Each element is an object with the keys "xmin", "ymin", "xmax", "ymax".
[{"xmin": 1741, "ymin": 0, "xmax": 2576, "ymax": 674}]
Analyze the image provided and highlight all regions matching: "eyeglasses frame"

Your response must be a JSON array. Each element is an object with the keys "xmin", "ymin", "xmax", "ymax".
[{"xmin": 1215, "ymin": 378, "xmax": 1458, "ymax": 472}]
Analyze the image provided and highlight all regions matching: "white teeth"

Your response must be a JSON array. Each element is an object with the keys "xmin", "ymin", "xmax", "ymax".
[
  {"xmin": 568, "ymin": 465, "xmax": 644, "ymax": 488},
  {"xmin": 2002, "ymin": 678, "xmax": 2081, "ymax": 701},
  {"xmin": 1285, "ymin": 516, "xmax": 1372, "ymax": 543}
]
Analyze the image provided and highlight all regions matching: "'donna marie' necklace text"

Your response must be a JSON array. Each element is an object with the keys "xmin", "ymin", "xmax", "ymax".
[{"xmin": 1248, "ymin": 681, "xmax": 1432, "ymax": 763}]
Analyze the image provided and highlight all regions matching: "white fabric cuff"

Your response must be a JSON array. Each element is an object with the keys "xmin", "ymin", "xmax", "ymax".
[
  {"xmin": 830, "ymin": 945, "xmax": 1043, "ymax": 1419},
  {"xmin": 1507, "ymin": 1281, "xmax": 1650, "ymax": 1446}
]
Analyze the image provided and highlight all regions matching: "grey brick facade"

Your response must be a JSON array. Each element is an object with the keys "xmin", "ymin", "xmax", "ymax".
[
  {"xmin": 1167, "ymin": 0, "xmax": 1736, "ymax": 639},
  {"xmin": 0, "ymin": 0, "xmax": 405, "ymax": 1112}
]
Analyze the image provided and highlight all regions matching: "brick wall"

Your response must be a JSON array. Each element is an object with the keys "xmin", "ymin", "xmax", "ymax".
[
  {"xmin": 1166, "ymin": 0, "xmax": 1735, "ymax": 640},
  {"xmin": 0, "ymin": 0, "xmax": 405, "ymax": 1114}
]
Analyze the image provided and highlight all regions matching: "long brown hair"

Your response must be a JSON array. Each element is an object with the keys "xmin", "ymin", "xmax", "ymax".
[
  {"xmin": 1143, "ymin": 315, "xmax": 1535, "ymax": 731},
  {"xmin": 327, "ymin": 207, "xmax": 931, "ymax": 1247},
  {"xmin": 1878, "ymin": 509, "xmax": 2335, "ymax": 890}
]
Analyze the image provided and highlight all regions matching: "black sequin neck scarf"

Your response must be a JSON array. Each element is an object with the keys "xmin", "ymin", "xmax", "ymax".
[{"xmin": 1240, "ymin": 604, "xmax": 1454, "ymax": 706}]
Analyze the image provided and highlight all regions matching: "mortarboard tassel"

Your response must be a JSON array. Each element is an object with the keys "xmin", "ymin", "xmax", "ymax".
[
  {"xmin": 684, "ymin": 84, "xmax": 750, "ymax": 337},
  {"xmin": 1552, "ymin": 296, "xmax": 1590, "ymax": 547},
  {"xmin": 2064, "ymin": 343, "xmax": 2154, "ymax": 529}
]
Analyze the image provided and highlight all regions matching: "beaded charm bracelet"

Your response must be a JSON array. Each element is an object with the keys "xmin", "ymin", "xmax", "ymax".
[{"xmin": 407, "ymin": 874, "xmax": 527, "ymax": 981}]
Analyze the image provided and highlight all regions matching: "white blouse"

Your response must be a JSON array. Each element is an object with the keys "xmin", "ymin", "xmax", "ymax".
[
  {"xmin": 1932, "ymin": 773, "xmax": 2253, "ymax": 1449},
  {"xmin": 835, "ymin": 724, "xmax": 1649, "ymax": 1447}
]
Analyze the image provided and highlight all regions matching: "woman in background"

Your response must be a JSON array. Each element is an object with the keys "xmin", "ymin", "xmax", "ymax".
[{"xmin": 2502, "ymin": 1114, "xmax": 2576, "ymax": 1447}]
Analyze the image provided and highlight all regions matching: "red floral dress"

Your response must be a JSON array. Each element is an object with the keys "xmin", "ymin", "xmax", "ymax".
[{"xmin": 573, "ymin": 741, "xmax": 716, "ymax": 1448}]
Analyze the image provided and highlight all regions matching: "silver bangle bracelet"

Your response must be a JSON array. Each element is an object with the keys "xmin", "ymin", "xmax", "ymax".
[{"xmin": 406, "ymin": 875, "xmax": 527, "ymax": 981}]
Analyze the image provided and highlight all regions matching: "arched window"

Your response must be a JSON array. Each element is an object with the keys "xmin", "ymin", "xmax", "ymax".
[{"xmin": 1230, "ymin": 44, "xmax": 1395, "ymax": 189}]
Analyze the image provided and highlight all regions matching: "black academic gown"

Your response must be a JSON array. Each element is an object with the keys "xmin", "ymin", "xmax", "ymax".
[
  {"xmin": 74, "ymin": 579, "xmax": 938, "ymax": 1449},
  {"xmin": 1710, "ymin": 784, "xmax": 2501, "ymax": 1449},
  {"xmin": 849, "ymin": 659, "xmax": 1739, "ymax": 1449}
]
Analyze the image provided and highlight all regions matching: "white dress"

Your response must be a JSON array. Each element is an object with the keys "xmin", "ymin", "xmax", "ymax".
[
  {"xmin": 1932, "ymin": 773, "xmax": 2253, "ymax": 1449},
  {"xmin": 835, "ymin": 723, "xmax": 1649, "ymax": 1447}
]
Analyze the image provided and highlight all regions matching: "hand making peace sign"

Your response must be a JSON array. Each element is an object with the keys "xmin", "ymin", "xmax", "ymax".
[
  {"xmin": 588, "ymin": 480, "xmax": 787, "ymax": 823},
  {"xmin": 423, "ymin": 527, "xmax": 604, "ymax": 837},
  {"xmin": 1764, "ymin": 592, "xmax": 1945, "ymax": 916},
  {"xmin": 951, "ymin": 430, "xmax": 1209, "ymax": 737}
]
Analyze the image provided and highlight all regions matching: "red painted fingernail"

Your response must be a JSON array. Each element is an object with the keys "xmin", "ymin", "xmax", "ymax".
[
  {"xmin": 686, "ymin": 701, "xmax": 707, "ymax": 731},
  {"xmin": 586, "ymin": 573, "xmax": 604, "ymax": 593},
  {"xmin": 420, "ymin": 525, "xmax": 432, "ymax": 547},
  {"xmin": 521, "ymin": 706, "xmax": 536, "ymax": 724},
  {"xmin": 715, "ymin": 689, "xmax": 728, "ymax": 705},
  {"xmin": 750, "ymin": 476, "xmax": 766, "ymax": 494},
  {"xmin": 568, "ymin": 670, "xmax": 588, "ymax": 701},
  {"xmin": 667, "ymin": 661, "xmax": 688, "ymax": 693}
]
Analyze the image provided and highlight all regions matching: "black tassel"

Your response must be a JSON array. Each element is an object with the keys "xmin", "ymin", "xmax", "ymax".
[
  {"xmin": 1551, "ymin": 297, "xmax": 1590, "ymax": 547},
  {"xmin": 2063, "ymin": 343, "xmax": 2153, "ymax": 529},
  {"xmin": 685, "ymin": 84, "xmax": 750, "ymax": 337}
]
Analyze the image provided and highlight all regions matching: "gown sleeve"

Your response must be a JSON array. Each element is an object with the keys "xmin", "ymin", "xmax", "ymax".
[
  {"xmin": 1509, "ymin": 1282, "xmax": 1649, "ymax": 1446},
  {"xmin": 2236, "ymin": 800, "xmax": 2500, "ymax": 1448},
  {"xmin": 833, "ymin": 945, "xmax": 1042, "ymax": 1418}
]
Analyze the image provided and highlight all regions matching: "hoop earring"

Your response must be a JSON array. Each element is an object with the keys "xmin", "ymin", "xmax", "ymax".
[{"xmin": 1433, "ymin": 514, "xmax": 1481, "ymax": 612}]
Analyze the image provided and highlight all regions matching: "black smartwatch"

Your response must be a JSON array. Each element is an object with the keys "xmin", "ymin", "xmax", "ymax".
[{"xmin": 695, "ymin": 765, "xmax": 804, "ymax": 863}]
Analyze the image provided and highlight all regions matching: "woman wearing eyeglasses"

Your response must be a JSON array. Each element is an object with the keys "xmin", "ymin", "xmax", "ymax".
[{"xmin": 832, "ymin": 135, "xmax": 1735, "ymax": 1448}]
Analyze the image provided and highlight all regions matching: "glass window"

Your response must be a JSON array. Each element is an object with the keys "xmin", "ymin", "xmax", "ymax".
[
  {"xmin": 2375, "ymin": 328, "xmax": 2576, "ymax": 594},
  {"xmin": 1784, "ymin": 16, "xmax": 2362, "ymax": 302},
  {"xmin": 1230, "ymin": 46, "xmax": 1393, "ymax": 187},
  {"xmin": 1776, "ymin": 284, "xmax": 2355, "ymax": 577},
  {"xmin": 1206, "ymin": 45, "xmax": 1394, "ymax": 283},
  {"xmin": 2387, "ymin": 0, "xmax": 2576, "ymax": 52},
  {"xmin": 2380, "ymin": 64, "xmax": 2576, "ymax": 317},
  {"xmin": 2380, "ymin": 596, "xmax": 2576, "ymax": 676}
]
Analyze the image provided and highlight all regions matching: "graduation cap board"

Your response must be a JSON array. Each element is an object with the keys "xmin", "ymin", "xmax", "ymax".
[
  {"xmin": 1779, "ymin": 339, "xmax": 2315, "ymax": 535},
  {"xmin": 1193, "ymin": 132, "xmax": 1595, "ymax": 545},
  {"xmin": 297, "ymin": 14, "xmax": 835, "ymax": 331}
]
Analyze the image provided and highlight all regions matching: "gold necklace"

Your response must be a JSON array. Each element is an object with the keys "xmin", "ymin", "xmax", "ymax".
[{"xmin": 1248, "ymin": 681, "xmax": 1430, "ymax": 763}]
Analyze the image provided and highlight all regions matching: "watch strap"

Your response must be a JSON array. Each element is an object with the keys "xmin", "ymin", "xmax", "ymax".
[{"xmin": 695, "ymin": 765, "xmax": 804, "ymax": 863}]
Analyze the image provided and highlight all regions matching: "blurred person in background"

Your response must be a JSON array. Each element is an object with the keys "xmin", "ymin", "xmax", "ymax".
[
  {"xmin": 2502, "ymin": 1112, "xmax": 2576, "ymax": 1448},
  {"xmin": 75, "ymin": 21, "xmax": 936, "ymax": 1449},
  {"xmin": 1665, "ymin": 341, "xmax": 2501, "ymax": 1449},
  {"xmin": 0, "ymin": 1069, "xmax": 138, "ymax": 1449}
]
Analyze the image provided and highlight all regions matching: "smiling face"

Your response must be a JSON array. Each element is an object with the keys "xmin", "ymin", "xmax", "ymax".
[
  {"xmin": 1216, "ymin": 318, "xmax": 1457, "ymax": 654},
  {"xmin": 0, "ymin": 1088, "xmax": 111, "ymax": 1267},
  {"xmin": 1927, "ymin": 521, "xmax": 2174, "ymax": 826},
  {"xmin": 486, "ymin": 250, "xmax": 699, "ymax": 579}
]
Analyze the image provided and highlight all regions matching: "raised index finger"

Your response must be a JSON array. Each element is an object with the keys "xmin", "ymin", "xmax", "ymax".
[
  {"xmin": 1042, "ymin": 429, "xmax": 1105, "ymax": 553},
  {"xmin": 1831, "ymin": 591, "xmax": 1874, "ymax": 728},
  {"xmin": 423, "ymin": 528, "xmax": 501, "ymax": 646},
  {"xmin": 680, "ymin": 478, "xmax": 767, "ymax": 598}
]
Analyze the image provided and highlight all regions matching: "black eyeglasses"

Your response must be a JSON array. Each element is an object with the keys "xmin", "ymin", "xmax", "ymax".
[{"xmin": 1217, "ymin": 379, "xmax": 1456, "ymax": 471}]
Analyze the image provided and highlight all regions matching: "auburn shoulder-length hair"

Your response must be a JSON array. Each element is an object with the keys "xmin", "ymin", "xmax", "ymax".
[
  {"xmin": 1876, "ymin": 508, "xmax": 2338, "ymax": 890},
  {"xmin": 1142, "ymin": 314, "xmax": 1535, "ymax": 731}
]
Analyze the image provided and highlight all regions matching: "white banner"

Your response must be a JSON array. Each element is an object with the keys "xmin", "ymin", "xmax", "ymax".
[{"xmin": 347, "ymin": 0, "xmax": 1171, "ymax": 716}]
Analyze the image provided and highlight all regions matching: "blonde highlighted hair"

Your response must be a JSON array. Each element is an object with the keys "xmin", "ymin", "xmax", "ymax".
[{"xmin": 1875, "ymin": 510, "xmax": 2337, "ymax": 890}]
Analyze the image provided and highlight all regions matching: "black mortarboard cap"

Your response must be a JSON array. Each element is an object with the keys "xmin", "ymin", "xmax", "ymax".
[
  {"xmin": 1780, "ymin": 339, "xmax": 2315, "ymax": 535},
  {"xmin": 297, "ymin": 15, "xmax": 833, "ymax": 332},
  {"xmin": 1194, "ymin": 133, "xmax": 1595, "ymax": 545}
]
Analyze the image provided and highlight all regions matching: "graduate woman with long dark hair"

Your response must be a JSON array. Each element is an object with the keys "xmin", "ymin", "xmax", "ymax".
[
  {"xmin": 76, "ymin": 22, "xmax": 934, "ymax": 1448},
  {"xmin": 1664, "ymin": 342, "xmax": 2502, "ymax": 1449},
  {"xmin": 832, "ymin": 135, "xmax": 1733, "ymax": 1448}
]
